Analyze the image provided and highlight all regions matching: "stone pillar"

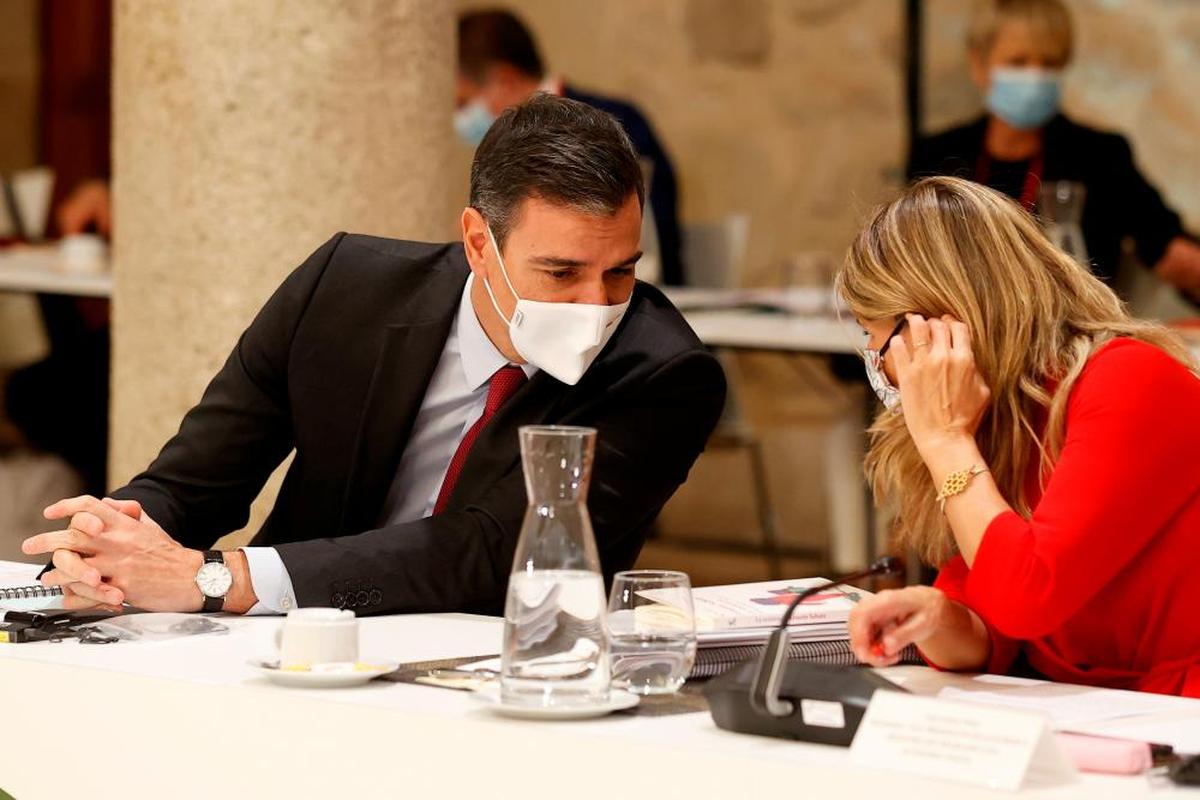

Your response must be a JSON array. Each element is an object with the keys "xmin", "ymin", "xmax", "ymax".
[{"xmin": 111, "ymin": 1, "xmax": 456, "ymax": 536}]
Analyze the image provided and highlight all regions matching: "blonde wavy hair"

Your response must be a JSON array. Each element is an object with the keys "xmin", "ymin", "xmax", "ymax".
[{"xmin": 837, "ymin": 176, "xmax": 1196, "ymax": 566}]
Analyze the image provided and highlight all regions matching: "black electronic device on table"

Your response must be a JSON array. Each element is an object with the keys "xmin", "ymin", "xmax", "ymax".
[
  {"xmin": 1170, "ymin": 753, "xmax": 1200, "ymax": 786},
  {"xmin": 704, "ymin": 557, "xmax": 908, "ymax": 747},
  {"xmin": 0, "ymin": 607, "xmax": 118, "ymax": 643}
]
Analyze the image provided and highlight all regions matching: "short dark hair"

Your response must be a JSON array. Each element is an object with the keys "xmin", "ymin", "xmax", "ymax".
[
  {"xmin": 469, "ymin": 94, "xmax": 645, "ymax": 249},
  {"xmin": 458, "ymin": 9, "xmax": 544, "ymax": 81}
]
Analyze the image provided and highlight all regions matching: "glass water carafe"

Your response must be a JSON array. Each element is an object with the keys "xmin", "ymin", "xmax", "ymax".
[
  {"xmin": 1039, "ymin": 180, "xmax": 1090, "ymax": 266},
  {"xmin": 501, "ymin": 425, "xmax": 610, "ymax": 707}
]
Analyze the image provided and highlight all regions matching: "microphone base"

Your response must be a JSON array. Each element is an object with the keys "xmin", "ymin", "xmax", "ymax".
[{"xmin": 704, "ymin": 659, "xmax": 906, "ymax": 747}]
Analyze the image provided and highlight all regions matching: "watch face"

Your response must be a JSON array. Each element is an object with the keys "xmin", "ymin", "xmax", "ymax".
[{"xmin": 196, "ymin": 561, "xmax": 233, "ymax": 598}]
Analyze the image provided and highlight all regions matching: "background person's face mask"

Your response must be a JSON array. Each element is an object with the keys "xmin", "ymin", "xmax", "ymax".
[
  {"xmin": 862, "ymin": 318, "xmax": 907, "ymax": 413},
  {"xmin": 454, "ymin": 98, "xmax": 495, "ymax": 147},
  {"xmin": 482, "ymin": 225, "xmax": 630, "ymax": 385},
  {"xmin": 986, "ymin": 67, "xmax": 1063, "ymax": 130}
]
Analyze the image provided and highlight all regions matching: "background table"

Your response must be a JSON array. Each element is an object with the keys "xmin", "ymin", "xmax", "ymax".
[
  {"xmin": 0, "ymin": 245, "xmax": 113, "ymax": 297},
  {"xmin": 665, "ymin": 286, "xmax": 860, "ymax": 354},
  {"xmin": 1, "ymin": 563, "xmax": 1196, "ymax": 798}
]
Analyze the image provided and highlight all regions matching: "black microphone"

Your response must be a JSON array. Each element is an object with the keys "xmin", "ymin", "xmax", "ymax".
[{"xmin": 750, "ymin": 556, "xmax": 903, "ymax": 718}]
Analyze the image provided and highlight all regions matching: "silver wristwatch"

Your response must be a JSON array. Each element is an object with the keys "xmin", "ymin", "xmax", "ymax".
[{"xmin": 195, "ymin": 550, "xmax": 233, "ymax": 613}]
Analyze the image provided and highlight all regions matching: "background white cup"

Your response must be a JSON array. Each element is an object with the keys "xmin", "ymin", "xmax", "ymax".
[
  {"xmin": 58, "ymin": 233, "xmax": 109, "ymax": 275},
  {"xmin": 275, "ymin": 608, "xmax": 358, "ymax": 666}
]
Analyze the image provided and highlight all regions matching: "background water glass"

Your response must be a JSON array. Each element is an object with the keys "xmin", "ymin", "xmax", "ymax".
[
  {"xmin": 606, "ymin": 570, "xmax": 696, "ymax": 695},
  {"xmin": 1038, "ymin": 180, "xmax": 1090, "ymax": 266}
]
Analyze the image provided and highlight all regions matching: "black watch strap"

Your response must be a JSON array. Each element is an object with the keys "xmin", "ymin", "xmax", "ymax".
[{"xmin": 201, "ymin": 550, "xmax": 225, "ymax": 613}]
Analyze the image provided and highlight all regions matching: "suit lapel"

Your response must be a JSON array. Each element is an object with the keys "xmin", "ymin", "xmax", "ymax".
[{"xmin": 340, "ymin": 258, "xmax": 467, "ymax": 534}]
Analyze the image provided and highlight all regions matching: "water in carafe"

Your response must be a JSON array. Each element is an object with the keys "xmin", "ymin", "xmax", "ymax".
[{"xmin": 501, "ymin": 426, "xmax": 610, "ymax": 707}]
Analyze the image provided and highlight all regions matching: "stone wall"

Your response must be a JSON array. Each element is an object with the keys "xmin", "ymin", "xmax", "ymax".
[{"xmin": 110, "ymin": 1, "xmax": 457, "ymax": 544}]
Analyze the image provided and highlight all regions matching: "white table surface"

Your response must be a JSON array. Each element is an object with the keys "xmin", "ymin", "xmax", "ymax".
[
  {"xmin": 1, "ymin": 563, "xmax": 1196, "ymax": 799},
  {"xmin": 0, "ymin": 244, "xmax": 113, "ymax": 297},
  {"xmin": 665, "ymin": 286, "xmax": 861, "ymax": 355}
]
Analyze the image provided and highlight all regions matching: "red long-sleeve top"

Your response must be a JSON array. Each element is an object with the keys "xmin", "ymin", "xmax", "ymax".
[{"xmin": 930, "ymin": 338, "xmax": 1200, "ymax": 697}]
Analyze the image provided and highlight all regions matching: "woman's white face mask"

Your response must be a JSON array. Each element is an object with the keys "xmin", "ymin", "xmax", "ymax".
[
  {"xmin": 862, "ymin": 318, "xmax": 907, "ymax": 413},
  {"xmin": 481, "ymin": 225, "xmax": 630, "ymax": 385},
  {"xmin": 863, "ymin": 346, "xmax": 902, "ymax": 413}
]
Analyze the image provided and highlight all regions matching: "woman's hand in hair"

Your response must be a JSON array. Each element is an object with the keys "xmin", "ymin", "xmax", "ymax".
[
  {"xmin": 891, "ymin": 313, "xmax": 1009, "ymax": 566},
  {"xmin": 890, "ymin": 313, "xmax": 991, "ymax": 457}
]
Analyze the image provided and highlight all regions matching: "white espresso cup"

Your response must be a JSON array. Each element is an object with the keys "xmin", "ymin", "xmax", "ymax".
[{"xmin": 275, "ymin": 608, "xmax": 358, "ymax": 667}]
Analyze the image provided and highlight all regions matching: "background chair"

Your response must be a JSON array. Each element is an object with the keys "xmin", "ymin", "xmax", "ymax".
[{"xmin": 666, "ymin": 214, "xmax": 788, "ymax": 578}]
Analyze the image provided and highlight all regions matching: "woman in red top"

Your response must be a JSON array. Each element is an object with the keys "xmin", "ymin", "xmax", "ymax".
[{"xmin": 840, "ymin": 176, "xmax": 1200, "ymax": 697}]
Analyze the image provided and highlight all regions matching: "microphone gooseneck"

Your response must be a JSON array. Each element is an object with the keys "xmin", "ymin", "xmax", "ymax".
[{"xmin": 749, "ymin": 556, "xmax": 902, "ymax": 718}]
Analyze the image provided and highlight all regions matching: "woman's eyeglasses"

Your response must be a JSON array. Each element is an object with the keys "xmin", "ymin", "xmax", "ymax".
[{"xmin": 862, "ymin": 317, "xmax": 909, "ymax": 357}]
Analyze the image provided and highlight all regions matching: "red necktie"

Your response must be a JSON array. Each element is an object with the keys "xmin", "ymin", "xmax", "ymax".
[{"xmin": 433, "ymin": 364, "xmax": 528, "ymax": 514}]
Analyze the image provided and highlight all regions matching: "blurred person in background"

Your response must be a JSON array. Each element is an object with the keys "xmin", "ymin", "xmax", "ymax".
[
  {"xmin": 909, "ymin": 0, "xmax": 1200, "ymax": 300},
  {"xmin": 843, "ymin": 177, "xmax": 1200, "ymax": 697},
  {"xmin": 4, "ymin": 179, "xmax": 112, "ymax": 495},
  {"xmin": 457, "ymin": 8, "xmax": 685, "ymax": 286}
]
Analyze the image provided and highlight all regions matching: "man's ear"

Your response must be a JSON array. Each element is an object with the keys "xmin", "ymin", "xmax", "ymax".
[{"xmin": 460, "ymin": 207, "xmax": 490, "ymax": 277}]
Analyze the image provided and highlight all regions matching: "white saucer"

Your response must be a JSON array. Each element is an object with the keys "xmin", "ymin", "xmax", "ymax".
[
  {"xmin": 251, "ymin": 659, "xmax": 398, "ymax": 688},
  {"xmin": 470, "ymin": 687, "xmax": 640, "ymax": 720}
]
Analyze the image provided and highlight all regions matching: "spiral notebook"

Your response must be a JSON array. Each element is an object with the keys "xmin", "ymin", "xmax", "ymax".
[
  {"xmin": 688, "ymin": 640, "xmax": 923, "ymax": 679},
  {"xmin": 1, "ymin": 584, "xmax": 64, "ymax": 601},
  {"xmin": 0, "ymin": 562, "xmax": 64, "ymax": 611}
]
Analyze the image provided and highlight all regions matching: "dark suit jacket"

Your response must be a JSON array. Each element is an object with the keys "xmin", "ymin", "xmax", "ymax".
[
  {"xmin": 909, "ymin": 114, "xmax": 1188, "ymax": 286},
  {"xmin": 565, "ymin": 85, "xmax": 684, "ymax": 287},
  {"xmin": 112, "ymin": 234, "xmax": 726, "ymax": 616}
]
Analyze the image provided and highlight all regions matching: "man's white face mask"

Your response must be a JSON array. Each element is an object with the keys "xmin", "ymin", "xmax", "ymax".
[{"xmin": 481, "ymin": 225, "xmax": 630, "ymax": 385}]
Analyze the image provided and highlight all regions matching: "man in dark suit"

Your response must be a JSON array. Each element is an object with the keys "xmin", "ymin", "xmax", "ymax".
[
  {"xmin": 23, "ymin": 95, "xmax": 725, "ymax": 616},
  {"xmin": 456, "ymin": 9, "xmax": 685, "ymax": 287}
]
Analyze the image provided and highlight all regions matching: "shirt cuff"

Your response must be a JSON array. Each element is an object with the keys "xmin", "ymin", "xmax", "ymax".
[{"xmin": 239, "ymin": 547, "xmax": 297, "ymax": 615}]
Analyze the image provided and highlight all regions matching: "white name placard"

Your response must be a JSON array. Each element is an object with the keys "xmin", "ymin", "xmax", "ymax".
[{"xmin": 849, "ymin": 691, "xmax": 1076, "ymax": 791}]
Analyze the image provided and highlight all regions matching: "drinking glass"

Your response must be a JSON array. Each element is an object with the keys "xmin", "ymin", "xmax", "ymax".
[
  {"xmin": 606, "ymin": 570, "xmax": 696, "ymax": 695},
  {"xmin": 1039, "ymin": 180, "xmax": 1090, "ymax": 266}
]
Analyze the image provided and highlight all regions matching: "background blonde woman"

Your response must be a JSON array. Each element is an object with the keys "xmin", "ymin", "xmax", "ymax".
[
  {"xmin": 909, "ymin": 0, "xmax": 1200, "ymax": 299},
  {"xmin": 841, "ymin": 176, "xmax": 1200, "ymax": 697}
]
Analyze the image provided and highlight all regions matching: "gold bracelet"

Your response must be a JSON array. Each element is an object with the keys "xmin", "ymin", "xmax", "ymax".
[{"xmin": 936, "ymin": 465, "xmax": 988, "ymax": 514}]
